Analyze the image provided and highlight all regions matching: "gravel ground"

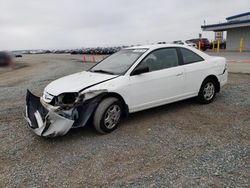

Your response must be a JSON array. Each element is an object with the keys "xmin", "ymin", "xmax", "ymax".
[{"xmin": 0, "ymin": 54, "xmax": 249, "ymax": 187}]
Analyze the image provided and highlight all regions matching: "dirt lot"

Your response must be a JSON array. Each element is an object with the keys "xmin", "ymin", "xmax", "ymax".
[{"xmin": 0, "ymin": 54, "xmax": 249, "ymax": 187}]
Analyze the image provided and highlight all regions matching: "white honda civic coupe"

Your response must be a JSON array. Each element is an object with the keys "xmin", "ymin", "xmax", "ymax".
[{"xmin": 25, "ymin": 44, "xmax": 227, "ymax": 137}]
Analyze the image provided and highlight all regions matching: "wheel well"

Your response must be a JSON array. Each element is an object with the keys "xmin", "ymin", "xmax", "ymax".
[
  {"xmin": 203, "ymin": 75, "xmax": 220, "ymax": 92},
  {"xmin": 101, "ymin": 92, "xmax": 129, "ymax": 117}
]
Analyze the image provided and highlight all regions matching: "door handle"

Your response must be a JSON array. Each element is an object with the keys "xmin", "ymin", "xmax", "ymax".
[{"xmin": 176, "ymin": 72, "xmax": 184, "ymax": 76}]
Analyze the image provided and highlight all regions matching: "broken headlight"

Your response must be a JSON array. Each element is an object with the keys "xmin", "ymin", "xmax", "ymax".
[
  {"xmin": 56, "ymin": 93, "xmax": 79, "ymax": 105},
  {"xmin": 55, "ymin": 90, "xmax": 107, "ymax": 107}
]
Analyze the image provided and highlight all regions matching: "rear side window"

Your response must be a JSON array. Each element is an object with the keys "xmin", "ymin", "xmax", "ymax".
[{"xmin": 180, "ymin": 48, "xmax": 204, "ymax": 64}]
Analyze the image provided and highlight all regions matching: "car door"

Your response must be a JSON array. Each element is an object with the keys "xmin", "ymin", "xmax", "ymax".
[
  {"xmin": 179, "ymin": 47, "xmax": 207, "ymax": 95},
  {"xmin": 126, "ymin": 48, "xmax": 186, "ymax": 112}
]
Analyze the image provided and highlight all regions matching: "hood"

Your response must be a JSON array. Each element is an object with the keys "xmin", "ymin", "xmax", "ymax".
[{"xmin": 45, "ymin": 71, "xmax": 117, "ymax": 96}]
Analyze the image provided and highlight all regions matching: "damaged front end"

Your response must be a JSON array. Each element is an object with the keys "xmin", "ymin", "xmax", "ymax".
[{"xmin": 25, "ymin": 90, "xmax": 106, "ymax": 137}]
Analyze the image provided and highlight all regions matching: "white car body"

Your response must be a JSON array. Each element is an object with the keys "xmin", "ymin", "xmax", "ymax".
[
  {"xmin": 25, "ymin": 44, "xmax": 227, "ymax": 137},
  {"xmin": 45, "ymin": 44, "xmax": 227, "ymax": 112}
]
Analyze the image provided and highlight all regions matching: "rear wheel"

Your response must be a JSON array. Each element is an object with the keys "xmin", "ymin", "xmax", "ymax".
[
  {"xmin": 197, "ymin": 78, "xmax": 216, "ymax": 104},
  {"xmin": 93, "ymin": 97, "xmax": 122, "ymax": 134}
]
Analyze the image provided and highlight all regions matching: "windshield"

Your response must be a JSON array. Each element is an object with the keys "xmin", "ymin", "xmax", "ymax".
[{"xmin": 90, "ymin": 49, "xmax": 147, "ymax": 75}]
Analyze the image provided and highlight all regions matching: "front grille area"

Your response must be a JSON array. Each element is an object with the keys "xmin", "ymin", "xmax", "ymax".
[{"xmin": 43, "ymin": 91, "xmax": 54, "ymax": 103}]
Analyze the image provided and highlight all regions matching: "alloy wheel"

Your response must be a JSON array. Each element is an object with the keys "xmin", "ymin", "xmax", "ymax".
[
  {"xmin": 104, "ymin": 104, "xmax": 121, "ymax": 129},
  {"xmin": 203, "ymin": 82, "xmax": 215, "ymax": 101}
]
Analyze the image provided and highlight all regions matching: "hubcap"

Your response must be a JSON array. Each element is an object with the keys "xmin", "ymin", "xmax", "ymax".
[
  {"xmin": 104, "ymin": 104, "xmax": 121, "ymax": 129},
  {"xmin": 203, "ymin": 82, "xmax": 215, "ymax": 100}
]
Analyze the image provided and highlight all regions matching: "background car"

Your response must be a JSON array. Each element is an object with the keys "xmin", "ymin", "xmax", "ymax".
[
  {"xmin": 173, "ymin": 40, "xmax": 197, "ymax": 48},
  {"xmin": 209, "ymin": 40, "xmax": 227, "ymax": 49},
  {"xmin": 0, "ymin": 51, "xmax": 12, "ymax": 67},
  {"xmin": 71, "ymin": 47, "xmax": 122, "ymax": 55},
  {"xmin": 186, "ymin": 38, "xmax": 210, "ymax": 51},
  {"xmin": 14, "ymin": 54, "xmax": 22, "ymax": 58}
]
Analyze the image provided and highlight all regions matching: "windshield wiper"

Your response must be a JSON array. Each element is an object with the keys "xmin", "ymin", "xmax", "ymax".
[{"xmin": 91, "ymin": 69, "xmax": 115, "ymax": 75}]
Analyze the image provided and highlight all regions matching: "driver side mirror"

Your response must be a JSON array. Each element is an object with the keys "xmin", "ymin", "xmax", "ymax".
[{"xmin": 131, "ymin": 66, "xmax": 149, "ymax": 76}]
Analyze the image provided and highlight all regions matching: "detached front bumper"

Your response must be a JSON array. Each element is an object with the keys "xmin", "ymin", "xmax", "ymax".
[{"xmin": 25, "ymin": 90, "xmax": 74, "ymax": 137}]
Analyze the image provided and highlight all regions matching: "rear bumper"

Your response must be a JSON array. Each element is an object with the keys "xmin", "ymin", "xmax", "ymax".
[
  {"xmin": 25, "ymin": 90, "xmax": 74, "ymax": 137},
  {"xmin": 218, "ymin": 69, "xmax": 228, "ymax": 87}
]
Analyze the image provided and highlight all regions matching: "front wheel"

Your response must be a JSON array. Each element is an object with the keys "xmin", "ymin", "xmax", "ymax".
[
  {"xmin": 197, "ymin": 78, "xmax": 216, "ymax": 104},
  {"xmin": 93, "ymin": 97, "xmax": 122, "ymax": 134}
]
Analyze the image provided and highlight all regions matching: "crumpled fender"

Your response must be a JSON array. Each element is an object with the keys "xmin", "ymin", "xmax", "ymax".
[{"xmin": 72, "ymin": 92, "xmax": 107, "ymax": 128}]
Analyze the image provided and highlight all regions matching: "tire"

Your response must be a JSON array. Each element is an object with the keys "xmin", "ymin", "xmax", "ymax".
[
  {"xmin": 93, "ymin": 97, "xmax": 122, "ymax": 134},
  {"xmin": 197, "ymin": 78, "xmax": 217, "ymax": 104}
]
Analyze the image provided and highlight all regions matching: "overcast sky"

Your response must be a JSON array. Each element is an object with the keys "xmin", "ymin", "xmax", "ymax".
[{"xmin": 0, "ymin": 0, "xmax": 249, "ymax": 50}]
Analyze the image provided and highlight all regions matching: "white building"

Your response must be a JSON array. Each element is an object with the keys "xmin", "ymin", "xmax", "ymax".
[{"xmin": 202, "ymin": 12, "xmax": 250, "ymax": 51}]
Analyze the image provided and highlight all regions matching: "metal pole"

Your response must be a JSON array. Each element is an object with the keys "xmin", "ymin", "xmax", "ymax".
[
  {"xmin": 217, "ymin": 40, "xmax": 220, "ymax": 53},
  {"xmin": 240, "ymin": 37, "xmax": 244, "ymax": 53}
]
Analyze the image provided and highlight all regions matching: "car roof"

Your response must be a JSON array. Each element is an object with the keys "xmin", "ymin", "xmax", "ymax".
[{"xmin": 125, "ymin": 43, "xmax": 211, "ymax": 60}]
